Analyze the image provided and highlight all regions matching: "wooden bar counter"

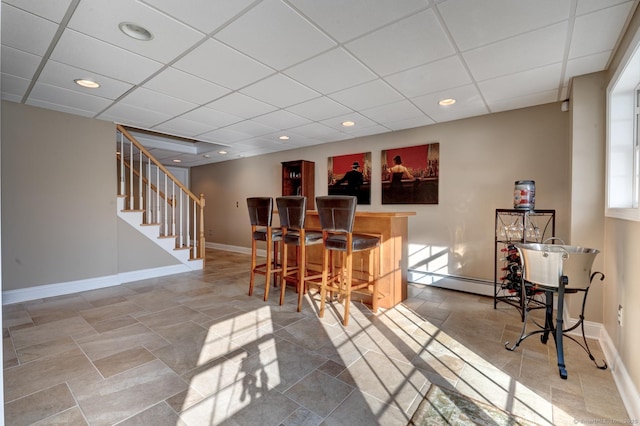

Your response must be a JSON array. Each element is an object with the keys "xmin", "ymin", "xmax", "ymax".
[{"xmin": 303, "ymin": 211, "xmax": 415, "ymax": 309}]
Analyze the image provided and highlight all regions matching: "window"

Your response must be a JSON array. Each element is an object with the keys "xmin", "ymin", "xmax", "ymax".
[{"xmin": 607, "ymin": 37, "xmax": 640, "ymax": 220}]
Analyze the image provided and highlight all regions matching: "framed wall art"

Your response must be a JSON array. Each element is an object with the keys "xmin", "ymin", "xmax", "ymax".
[
  {"xmin": 381, "ymin": 143, "xmax": 439, "ymax": 204},
  {"xmin": 327, "ymin": 152, "xmax": 371, "ymax": 204}
]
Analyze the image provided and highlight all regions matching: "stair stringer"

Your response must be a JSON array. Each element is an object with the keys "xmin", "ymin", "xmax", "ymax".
[{"xmin": 116, "ymin": 197, "xmax": 203, "ymax": 270}]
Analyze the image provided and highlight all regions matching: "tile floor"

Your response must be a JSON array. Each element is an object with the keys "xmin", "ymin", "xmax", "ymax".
[{"xmin": 2, "ymin": 249, "xmax": 630, "ymax": 425}]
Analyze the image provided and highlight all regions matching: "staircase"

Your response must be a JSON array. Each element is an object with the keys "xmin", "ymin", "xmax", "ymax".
[{"xmin": 116, "ymin": 125, "xmax": 205, "ymax": 270}]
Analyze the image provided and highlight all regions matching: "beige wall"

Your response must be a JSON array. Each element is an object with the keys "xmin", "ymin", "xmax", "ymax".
[
  {"xmin": 192, "ymin": 102, "xmax": 571, "ymax": 284},
  {"xmin": 603, "ymin": 1, "xmax": 640, "ymax": 402},
  {"xmin": 568, "ymin": 72, "xmax": 607, "ymax": 322},
  {"xmin": 1, "ymin": 101, "xmax": 178, "ymax": 291}
]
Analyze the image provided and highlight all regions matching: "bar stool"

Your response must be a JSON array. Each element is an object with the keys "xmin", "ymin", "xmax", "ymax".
[
  {"xmin": 316, "ymin": 195, "xmax": 381, "ymax": 326},
  {"xmin": 276, "ymin": 196, "xmax": 323, "ymax": 311},
  {"xmin": 247, "ymin": 197, "xmax": 282, "ymax": 301}
]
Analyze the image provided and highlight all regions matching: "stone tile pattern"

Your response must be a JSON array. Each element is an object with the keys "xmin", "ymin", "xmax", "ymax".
[{"xmin": 2, "ymin": 249, "xmax": 630, "ymax": 425}]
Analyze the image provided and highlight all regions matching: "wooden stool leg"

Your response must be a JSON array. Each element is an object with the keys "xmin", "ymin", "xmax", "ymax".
[
  {"xmin": 297, "ymin": 243, "xmax": 305, "ymax": 312},
  {"xmin": 249, "ymin": 231, "xmax": 257, "ymax": 296},
  {"xmin": 280, "ymin": 242, "xmax": 288, "ymax": 305},
  {"xmin": 319, "ymin": 245, "xmax": 329, "ymax": 318},
  {"xmin": 343, "ymin": 248, "xmax": 353, "ymax": 326},
  {"xmin": 371, "ymin": 247, "xmax": 379, "ymax": 313},
  {"xmin": 264, "ymin": 234, "xmax": 272, "ymax": 301}
]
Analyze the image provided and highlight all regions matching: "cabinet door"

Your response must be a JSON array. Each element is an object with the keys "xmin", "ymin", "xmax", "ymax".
[{"xmin": 282, "ymin": 161, "xmax": 315, "ymax": 209}]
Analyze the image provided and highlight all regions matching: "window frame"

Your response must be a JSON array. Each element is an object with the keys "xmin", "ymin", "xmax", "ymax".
[{"xmin": 606, "ymin": 30, "xmax": 640, "ymax": 221}]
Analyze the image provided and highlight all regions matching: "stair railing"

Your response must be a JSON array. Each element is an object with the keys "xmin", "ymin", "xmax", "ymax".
[{"xmin": 116, "ymin": 124, "xmax": 206, "ymax": 263}]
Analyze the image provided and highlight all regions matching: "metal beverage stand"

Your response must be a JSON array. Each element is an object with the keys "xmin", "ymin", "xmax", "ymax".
[{"xmin": 504, "ymin": 243, "xmax": 607, "ymax": 379}]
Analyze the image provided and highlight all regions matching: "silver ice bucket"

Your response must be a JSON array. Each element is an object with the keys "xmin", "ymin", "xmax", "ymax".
[{"xmin": 515, "ymin": 243, "xmax": 599, "ymax": 289}]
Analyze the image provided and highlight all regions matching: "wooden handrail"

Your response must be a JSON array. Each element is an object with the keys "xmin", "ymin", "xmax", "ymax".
[
  {"xmin": 117, "ymin": 124, "xmax": 202, "ymax": 204},
  {"xmin": 117, "ymin": 124, "xmax": 206, "ymax": 262}
]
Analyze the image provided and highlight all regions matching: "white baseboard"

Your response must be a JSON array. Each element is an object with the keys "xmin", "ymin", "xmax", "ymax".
[
  {"xmin": 206, "ymin": 242, "xmax": 259, "ymax": 256},
  {"xmin": 413, "ymin": 272, "xmax": 639, "ymax": 419},
  {"xmin": 2, "ymin": 264, "xmax": 191, "ymax": 305},
  {"xmin": 599, "ymin": 327, "xmax": 640, "ymax": 421}
]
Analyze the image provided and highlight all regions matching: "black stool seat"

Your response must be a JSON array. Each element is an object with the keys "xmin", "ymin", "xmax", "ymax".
[
  {"xmin": 247, "ymin": 197, "xmax": 282, "ymax": 302},
  {"xmin": 316, "ymin": 195, "xmax": 381, "ymax": 326},
  {"xmin": 276, "ymin": 196, "xmax": 323, "ymax": 311},
  {"xmin": 283, "ymin": 230, "xmax": 323, "ymax": 246},
  {"xmin": 324, "ymin": 234, "xmax": 379, "ymax": 252}
]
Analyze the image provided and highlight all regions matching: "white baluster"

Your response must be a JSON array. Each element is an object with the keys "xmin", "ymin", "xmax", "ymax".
[
  {"xmin": 192, "ymin": 198, "xmax": 197, "ymax": 257},
  {"xmin": 156, "ymin": 166, "xmax": 160, "ymax": 225},
  {"xmin": 129, "ymin": 139, "xmax": 134, "ymax": 209},
  {"xmin": 171, "ymin": 180, "xmax": 176, "ymax": 239},
  {"xmin": 119, "ymin": 132, "xmax": 125, "ymax": 195},
  {"xmin": 164, "ymin": 173, "xmax": 168, "ymax": 236},
  {"xmin": 178, "ymin": 189, "xmax": 183, "ymax": 248},
  {"xmin": 146, "ymin": 158, "xmax": 151, "ymax": 223},
  {"xmin": 139, "ymin": 151, "xmax": 143, "ymax": 213}
]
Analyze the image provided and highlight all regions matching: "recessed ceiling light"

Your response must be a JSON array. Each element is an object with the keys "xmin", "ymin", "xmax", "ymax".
[
  {"xmin": 202, "ymin": 154, "xmax": 211, "ymax": 158},
  {"xmin": 119, "ymin": 22, "xmax": 153, "ymax": 41},
  {"xmin": 173, "ymin": 159, "xmax": 181, "ymax": 163},
  {"xmin": 342, "ymin": 121, "xmax": 355, "ymax": 127},
  {"xmin": 279, "ymin": 135, "xmax": 290, "ymax": 140},
  {"xmin": 439, "ymin": 98, "xmax": 456, "ymax": 106},
  {"xmin": 218, "ymin": 150, "xmax": 227, "ymax": 155},
  {"xmin": 74, "ymin": 79, "xmax": 100, "ymax": 89}
]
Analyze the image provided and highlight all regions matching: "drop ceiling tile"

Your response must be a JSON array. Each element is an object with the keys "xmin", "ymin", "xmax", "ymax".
[
  {"xmin": 206, "ymin": 92, "xmax": 277, "ymax": 119},
  {"xmin": 569, "ymin": 2, "xmax": 634, "ymax": 59},
  {"xmin": 26, "ymin": 97, "xmax": 102, "ymax": 117},
  {"xmin": 3, "ymin": 0, "xmax": 72, "ymax": 22},
  {"xmin": 329, "ymin": 79, "xmax": 404, "ymax": 111},
  {"xmin": 341, "ymin": 124, "xmax": 390, "ymax": 138},
  {"xmin": 173, "ymin": 38, "xmax": 274, "ymax": 90},
  {"xmin": 314, "ymin": 132, "xmax": 352, "ymax": 143},
  {"xmin": 68, "ymin": 0, "xmax": 203, "ymax": 63},
  {"xmin": 464, "ymin": 22, "xmax": 567, "ymax": 82},
  {"xmin": 120, "ymin": 87, "xmax": 198, "ymax": 117},
  {"xmin": 223, "ymin": 120, "xmax": 279, "ymax": 138},
  {"xmin": 285, "ymin": 96, "xmax": 353, "ymax": 121},
  {"xmin": 438, "ymin": 0, "xmax": 571, "ymax": 51},
  {"xmin": 385, "ymin": 56, "xmax": 472, "ymax": 98},
  {"xmin": 488, "ymin": 89, "xmax": 559, "ymax": 113},
  {"xmin": 320, "ymin": 112, "xmax": 378, "ymax": 132},
  {"xmin": 215, "ymin": 0, "xmax": 335, "ymax": 70},
  {"xmin": 411, "ymin": 84, "xmax": 486, "ymax": 116},
  {"xmin": 414, "ymin": 85, "xmax": 491, "ymax": 122},
  {"xmin": 565, "ymin": 51, "xmax": 611, "ymax": 85},
  {"xmin": 346, "ymin": 9, "xmax": 455, "ymax": 77},
  {"xmin": 140, "ymin": 0, "xmax": 255, "ymax": 34},
  {"xmin": 384, "ymin": 115, "xmax": 435, "ymax": 131},
  {"xmin": 1, "ymin": 4, "xmax": 59, "ymax": 55},
  {"xmin": 152, "ymin": 117, "xmax": 219, "ymax": 138},
  {"xmin": 1, "ymin": 45, "xmax": 40, "ymax": 79},
  {"xmin": 287, "ymin": 122, "xmax": 340, "ymax": 139},
  {"xmin": 1, "ymin": 73, "xmax": 32, "ymax": 100},
  {"xmin": 180, "ymin": 106, "xmax": 243, "ymax": 128},
  {"xmin": 251, "ymin": 109, "xmax": 311, "ymax": 130},
  {"xmin": 289, "ymin": 0, "xmax": 428, "ymax": 43},
  {"xmin": 38, "ymin": 60, "xmax": 133, "ymax": 100},
  {"xmin": 144, "ymin": 67, "xmax": 230, "ymax": 105},
  {"xmin": 240, "ymin": 74, "xmax": 320, "ymax": 108},
  {"xmin": 51, "ymin": 29, "xmax": 164, "ymax": 84},
  {"xmin": 285, "ymin": 48, "xmax": 377, "ymax": 94},
  {"xmin": 198, "ymin": 127, "xmax": 252, "ymax": 144},
  {"xmin": 478, "ymin": 63, "xmax": 562, "ymax": 103},
  {"xmin": 359, "ymin": 100, "xmax": 425, "ymax": 124},
  {"xmin": 98, "ymin": 102, "xmax": 172, "ymax": 128},
  {"xmin": 28, "ymin": 82, "xmax": 112, "ymax": 114},
  {"xmin": 576, "ymin": 0, "xmax": 633, "ymax": 15}
]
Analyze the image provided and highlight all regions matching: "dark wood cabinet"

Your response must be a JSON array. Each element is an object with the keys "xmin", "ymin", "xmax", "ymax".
[{"xmin": 282, "ymin": 160, "xmax": 315, "ymax": 209}]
